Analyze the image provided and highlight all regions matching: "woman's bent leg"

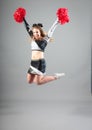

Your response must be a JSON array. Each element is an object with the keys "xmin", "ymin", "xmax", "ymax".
[
  {"xmin": 33, "ymin": 75, "xmax": 57, "ymax": 85},
  {"xmin": 27, "ymin": 73, "xmax": 35, "ymax": 84},
  {"xmin": 27, "ymin": 73, "xmax": 65, "ymax": 85}
]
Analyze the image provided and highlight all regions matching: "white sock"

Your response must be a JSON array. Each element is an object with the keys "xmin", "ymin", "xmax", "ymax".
[{"xmin": 54, "ymin": 73, "xmax": 65, "ymax": 79}]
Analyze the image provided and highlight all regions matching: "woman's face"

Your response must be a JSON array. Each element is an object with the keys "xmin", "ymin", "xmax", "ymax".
[{"xmin": 32, "ymin": 28, "xmax": 41, "ymax": 40}]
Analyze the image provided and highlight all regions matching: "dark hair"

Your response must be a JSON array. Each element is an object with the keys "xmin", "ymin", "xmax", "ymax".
[{"xmin": 32, "ymin": 23, "xmax": 43, "ymax": 28}]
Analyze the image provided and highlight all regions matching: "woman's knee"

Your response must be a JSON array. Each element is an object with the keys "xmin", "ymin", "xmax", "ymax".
[
  {"xmin": 27, "ymin": 77, "xmax": 32, "ymax": 84},
  {"xmin": 27, "ymin": 79, "xmax": 33, "ymax": 84},
  {"xmin": 27, "ymin": 73, "xmax": 34, "ymax": 84}
]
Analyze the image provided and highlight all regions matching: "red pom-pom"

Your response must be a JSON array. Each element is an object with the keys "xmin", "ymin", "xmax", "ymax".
[
  {"xmin": 56, "ymin": 8, "xmax": 70, "ymax": 25},
  {"xmin": 13, "ymin": 7, "xmax": 26, "ymax": 23}
]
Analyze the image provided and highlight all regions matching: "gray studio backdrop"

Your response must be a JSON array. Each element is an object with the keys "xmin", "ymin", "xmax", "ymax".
[{"xmin": 0, "ymin": 0, "xmax": 92, "ymax": 130}]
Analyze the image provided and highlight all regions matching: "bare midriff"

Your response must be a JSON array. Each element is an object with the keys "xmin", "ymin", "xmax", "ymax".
[{"xmin": 31, "ymin": 50, "xmax": 44, "ymax": 60}]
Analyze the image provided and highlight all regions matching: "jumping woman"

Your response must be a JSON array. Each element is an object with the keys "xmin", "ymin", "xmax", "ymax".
[{"xmin": 13, "ymin": 7, "xmax": 69, "ymax": 85}]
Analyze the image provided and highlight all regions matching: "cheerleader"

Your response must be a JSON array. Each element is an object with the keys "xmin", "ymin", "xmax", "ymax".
[{"xmin": 13, "ymin": 7, "xmax": 69, "ymax": 85}]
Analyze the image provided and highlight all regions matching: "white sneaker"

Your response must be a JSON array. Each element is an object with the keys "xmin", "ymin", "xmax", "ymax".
[{"xmin": 54, "ymin": 73, "xmax": 65, "ymax": 79}]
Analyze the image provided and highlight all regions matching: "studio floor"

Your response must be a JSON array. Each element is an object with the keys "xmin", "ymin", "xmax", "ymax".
[{"xmin": 0, "ymin": 96, "xmax": 92, "ymax": 130}]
